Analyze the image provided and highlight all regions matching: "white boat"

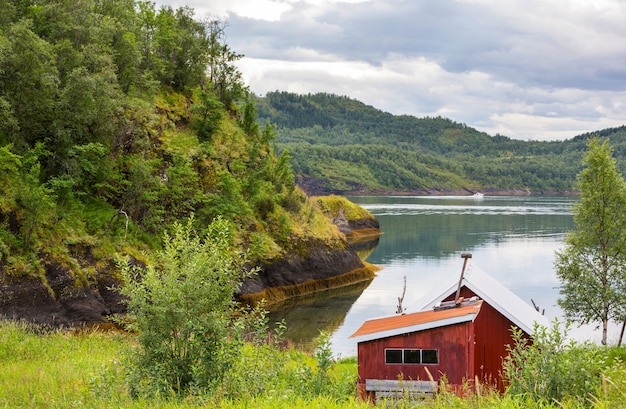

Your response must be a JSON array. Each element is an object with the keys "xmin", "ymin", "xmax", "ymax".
[{"xmin": 472, "ymin": 192, "xmax": 484, "ymax": 198}]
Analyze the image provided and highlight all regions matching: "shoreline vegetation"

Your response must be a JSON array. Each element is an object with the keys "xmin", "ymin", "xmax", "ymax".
[{"xmin": 0, "ymin": 1, "xmax": 379, "ymax": 335}]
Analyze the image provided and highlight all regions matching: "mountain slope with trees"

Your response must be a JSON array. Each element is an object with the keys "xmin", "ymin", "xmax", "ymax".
[
  {"xmin": 0, "ymin": 0, "xmax": 368, "ymax": 326},
  {"xmin": 256, "ymin": 91, "xmax": 626, "ymax": 194}
]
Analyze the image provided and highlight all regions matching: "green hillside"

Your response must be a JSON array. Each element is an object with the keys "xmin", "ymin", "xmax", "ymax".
[
  {"xmin": 256, "ymin": 91, "xmax": 626, "ymax": 193},
  {"xmin": 0, "ymin": 1, "xmax": 342, "ymax": 287}
]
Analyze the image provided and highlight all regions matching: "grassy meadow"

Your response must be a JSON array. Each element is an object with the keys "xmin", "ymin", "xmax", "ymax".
[{"xmin": 1, "ymin": 320, "xmax": 626, "ymax": 409}]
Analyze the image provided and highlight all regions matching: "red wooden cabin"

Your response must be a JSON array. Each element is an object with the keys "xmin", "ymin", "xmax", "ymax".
[{"xmin": 351, "ymin": 258, "xmax": 549, "ymax": 401}]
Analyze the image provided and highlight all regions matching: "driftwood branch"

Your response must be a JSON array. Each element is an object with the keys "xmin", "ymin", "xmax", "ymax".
[
  {"xmin": 396, "ymin": 275, "xmax": 407, "ymax": 314},
  {"xmin": 103, "ymin": 207, "xmax": 129, "ymax": 241}
]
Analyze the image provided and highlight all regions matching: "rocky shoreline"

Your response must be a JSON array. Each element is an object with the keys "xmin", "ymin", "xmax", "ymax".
[
  {"xmin": 0, "ymin": 235, "xmax": 379, "ymax": 329},
  {"xmin": 322, "ymin": 188, "xmax": 578, "ymax": 197},
  {"xmin": 0, "ymin": 197, "xmax": 383, "ymax": 328},
  {"xmin": 237, "ymin": 196, "xmax": 383, "ymax": 307},
  {"xmin": 296, "ymin": 174, "xmax": 579, "ymax": 197},
  {"xmin": 4, "ymin": 187, "xmax": 578, "ymax": 328}
]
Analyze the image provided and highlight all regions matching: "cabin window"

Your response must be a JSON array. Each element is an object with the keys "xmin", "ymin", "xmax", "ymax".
[
  {"xmin": 384, "ymin": 348, "xmax": 439, "ymax": 364},
  {"xmin": 422, "ymin": 349, "xmax": 439, "ymax": 364},
  {"xmin": 403, "ymin": 349, "xmax": 421, "ymax": 363},
  {"xmin": 385, "ymin": 349, "xmax": 403, "ymax": 364}
]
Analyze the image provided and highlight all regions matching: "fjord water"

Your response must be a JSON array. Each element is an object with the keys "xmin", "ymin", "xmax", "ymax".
[{"xmin": 270, "ymin": 195, "xmax": 611, "ymax": 357}]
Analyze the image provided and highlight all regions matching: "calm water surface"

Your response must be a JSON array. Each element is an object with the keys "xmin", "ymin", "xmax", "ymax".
[{"xmin": 270, "ymin": 195, "xmax": 615, "ymax": 357}]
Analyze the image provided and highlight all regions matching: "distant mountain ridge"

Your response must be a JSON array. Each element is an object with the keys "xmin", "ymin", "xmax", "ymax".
[{"xmin": 256, "ymin": 91, "xmax": 626, "ymax": 195}]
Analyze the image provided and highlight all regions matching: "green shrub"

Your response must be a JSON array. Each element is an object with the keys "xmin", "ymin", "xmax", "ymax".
[
  {"xmin": 503, "ymin": 318, "xmax": 616, "ymax": 404},
  {"xmin": 117, "ymin": 216, "xmax": 256, "ymax": 396}
]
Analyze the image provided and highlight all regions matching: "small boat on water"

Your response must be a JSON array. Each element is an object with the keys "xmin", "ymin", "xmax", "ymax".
[{"xmin": 472, "ymin": 192, "xmax": 484, "ymax": 198}]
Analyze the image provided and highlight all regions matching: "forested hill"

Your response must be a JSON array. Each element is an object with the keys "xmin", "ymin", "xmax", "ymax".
[
  {"xmin": 256, "ymin": 91, "xmax": 626, "ymax": 194},
  {"xmin": 0, "ymin": 1, "xmax": 362, "ymax": 325}
]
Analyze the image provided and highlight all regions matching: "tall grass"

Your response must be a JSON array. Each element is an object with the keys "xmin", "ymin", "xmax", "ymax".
[
  {"xmin": 1, "ymin": 320, "xmax": 626, "ymax": 408},
  {"xmin": 0, "ymin": 321, "xmax": 128, "ymax": 408},
  {"xmin": 0, "ymin": 321, "xmax": 361, "ymax": 408}
]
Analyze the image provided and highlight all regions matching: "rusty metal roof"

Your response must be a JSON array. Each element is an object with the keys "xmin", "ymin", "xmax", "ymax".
[{"xmin": 350, "ymin": 300, "xmax": 482, "ymax": 343}]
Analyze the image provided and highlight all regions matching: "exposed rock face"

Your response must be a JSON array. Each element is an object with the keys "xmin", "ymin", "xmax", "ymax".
[
  {"xmin": 0, "ymin": 263, "xmax": 125, "ymax": 328},
  {"xmin": 238, "ymin": 245, "xmax": 364, "ymax": 296},
  {"xmin": 0, "ymin": 244, "xmax": 366, "ymax": 327},
  {"xmin": 331, "ymin": 208, "xmax": 380, "ymax": 234},
  {"xmin": 238, "ymin": 197, "xmax": 382, "ymax": 304}
]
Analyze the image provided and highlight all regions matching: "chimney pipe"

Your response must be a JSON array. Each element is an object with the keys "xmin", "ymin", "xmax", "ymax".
[{"xmin": 455, "ymin": 253, "xmax": 472, "ymax": 303}]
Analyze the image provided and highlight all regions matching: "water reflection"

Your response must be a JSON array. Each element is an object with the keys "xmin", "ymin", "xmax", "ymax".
[
  {"xmin": 268, "ymin": 195, "xmax": 620, "ymax": 357},
  {"xmin": 349, "ymin": 237, "xmax": 380, "ymax": 260},
  {"xmin": 267, "ymin": 279, "xmax": 374, "ymax": 352},
  {"xmin": 361, "ymin": 196, "xmax": 575, "ymax": 261}
]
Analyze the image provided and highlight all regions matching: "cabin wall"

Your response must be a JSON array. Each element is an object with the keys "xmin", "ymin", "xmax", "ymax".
[
  {"xmin": 473, "ymin": 302, "xmax": 518, "ymax": 391},
  {"xmin": 447, "ymin": 286, "xmax": 524, "ymax": 392},
  {"xmin": 357, "ymin": 321, "xmax": 473, "ymax": 388}
]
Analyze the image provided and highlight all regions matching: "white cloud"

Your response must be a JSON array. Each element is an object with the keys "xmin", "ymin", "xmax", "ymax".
[
  {"xmin": 227, "ymin": 1, "xmax": 292, "ymax": 21},
  {"xmin": 156, "ymin": 0, "xmax": 292, "ymax": 20},
  {"xmin": 155, "ymin": 0, "xmax": 626, "ymax": 140},
  {"xmin": 159, "ymin": 0, "xmax": 374, "ymax": 20}
]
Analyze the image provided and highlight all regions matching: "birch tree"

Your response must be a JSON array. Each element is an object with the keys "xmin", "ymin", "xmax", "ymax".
[{"xmin": 555, "ymin": 137, "xmax": 626, "ymax": 345}]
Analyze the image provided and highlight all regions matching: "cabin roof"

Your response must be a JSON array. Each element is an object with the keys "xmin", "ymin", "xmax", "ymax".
[
  {"xmin": 409, "ymin": 262, "xmax": 549, "ymax": 335},
  {"xmin": 350, "ymin": 300, "xmax": 482, "ymax": 343}
]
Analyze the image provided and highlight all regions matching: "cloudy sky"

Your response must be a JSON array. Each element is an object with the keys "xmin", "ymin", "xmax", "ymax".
[{"xmin": 155, "ymin": 0, "xmax": 626, "ymax": 141}]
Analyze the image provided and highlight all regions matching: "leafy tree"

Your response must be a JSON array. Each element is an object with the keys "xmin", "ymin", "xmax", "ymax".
[
  {"xmin": 136, "ymin": 0, "xmax": 160, "ymax": 79},
  {"xmin": 0, "ymin": 0, "xmax": 15, "ymax": 28},
  {"xmin": 50, "ymin": 64, "xmax": 122, "ymax": 173},
  {"xmin": 207, "ymin": 169, "xmax": 252, "ymax": 222},
  {"xmin": 168, "ymin": 6, "xmax": 209, "ymax": 90},
  {"xmin": 0, "ymin": 97, "xmax": 18, "ymax": 146},
  {"xmin": 240, "ymin": 97, "xmax": 259, "ymax": 137},
  {"xmin": 0, "ymin": 145, "xmax": 21, "ymax": 258},
  {"xmin": 190, "ymin": 88, "xmax": 223, "ymax": 141},
  {"xmin": 0, "ymin": 145, "xmax": 20, "ymax": 210},
  {"xmin": 135, "ymin": 4, "xmax": 205, "ymax": 90},
  {"xmin": 160, "ymin": 154, "xmax": 201, "ymax": 220},
  {"xmin": 119, "ymin": 155, "xmax": 163, "ymax": 233},
  {"xmin": 118, "ymin": 216, "xmax": 255, "ymax": 395},
  {"xmin": 48, "ymin": 142, "xmax": 121, "ymax": 207},
  {"xmin": 555, "ymin": 137, "xmax": 626, "ymax": 345},
  {"xmin": 205, "ymin": 19, "xmax": 246, "ymax": 109},
  {"xmin": 92, "ymin": 0, "xmax": 141, "ymax": 90},
  {"xmin": 17, "ymin": 162, "xmax": 56, "ymax": 250},
  {"xmin": 1, "ymin": 20, "xmax": 58, "ymax": 149}
]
